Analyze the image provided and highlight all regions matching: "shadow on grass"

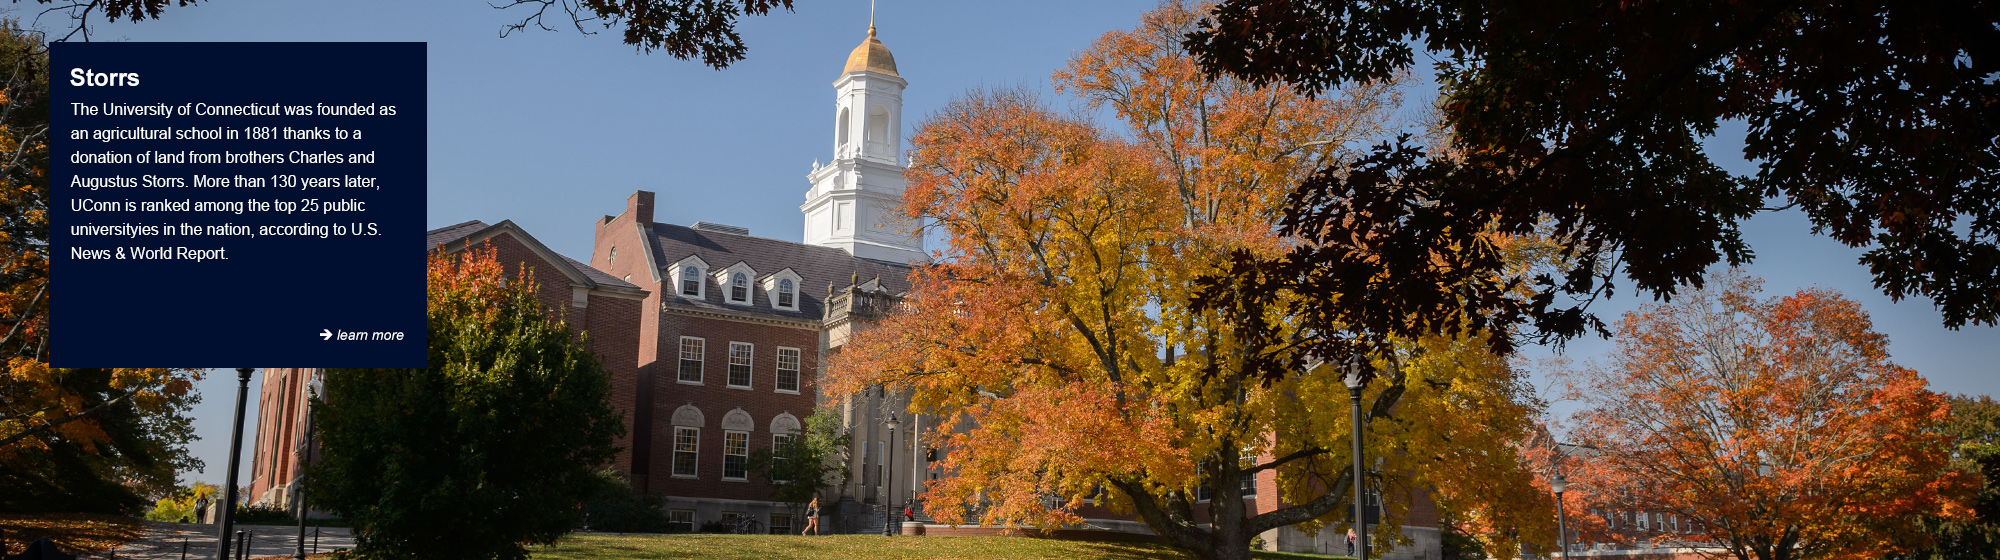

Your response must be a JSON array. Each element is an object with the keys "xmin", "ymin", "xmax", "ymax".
[{"xmin": 0, "ymin": 513, "xmax": 144, "ymax": 554}]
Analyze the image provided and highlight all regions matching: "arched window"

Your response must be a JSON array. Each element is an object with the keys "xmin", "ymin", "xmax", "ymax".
[
  {"xmin": 681, "ymin": 266, "xmax": 701, "ymax": 296},
  {"xmin": 837, "ymin": 108, "xmax": 851, "ymax": 151},
  {"xmin": 731, "ymin": 272, "xmax": 749, "ymax": 302},
  {"xmin": 866, "ymin": 105, "xmax": 890, "ymax": 153},
  {"xmin": 777, "ymin": 278, "xmax": 795, "ymax": 308}
]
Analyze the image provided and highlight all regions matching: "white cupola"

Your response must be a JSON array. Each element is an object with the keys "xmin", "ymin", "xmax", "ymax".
[{"xmin": 802, "ymin": 14, "xmax": 925, "ymax": 264}]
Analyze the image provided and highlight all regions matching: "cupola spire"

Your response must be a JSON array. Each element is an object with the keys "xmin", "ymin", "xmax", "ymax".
[{"xmin": 801, "ymin": 0, "xmax": 923, "ymax": 264}]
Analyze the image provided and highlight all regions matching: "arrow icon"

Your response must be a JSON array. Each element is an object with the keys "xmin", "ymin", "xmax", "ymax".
[{"xmin": 320, "ymin": 329, "xmax": 332, "ymax": 341}]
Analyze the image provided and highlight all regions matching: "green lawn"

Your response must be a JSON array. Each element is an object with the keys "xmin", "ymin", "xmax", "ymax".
[{"xmin": 530, "ymin": 533, "xmax": 1350, "ymax": 560}]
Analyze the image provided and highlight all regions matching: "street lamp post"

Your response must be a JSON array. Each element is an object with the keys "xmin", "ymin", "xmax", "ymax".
[
  {"xmin": 294, "ymin": 372, "xmax": 322, "ymax": 560},
  {"xmin": 1551, "ymin": 472, "xmax": 1569, "ymax": 559},
  {"xmin": 883, "ymin": 413, "xmax": 899, "ymax": 537},
  {"xmin": 1344, "ymin": 354, "xmax": 1369, "ymax": 560},
  {"xmin": 217, "ymin": 368, "xmax": 254, "ymax": 560}
]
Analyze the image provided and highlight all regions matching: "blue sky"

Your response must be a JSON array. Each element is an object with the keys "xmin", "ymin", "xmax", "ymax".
[{"xmin": 44, "ymin": 0, "xmax": 1993, "ymax": 489}]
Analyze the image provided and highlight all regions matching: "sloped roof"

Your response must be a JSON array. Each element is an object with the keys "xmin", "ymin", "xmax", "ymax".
[
  {"xmin": 426, "ymin": 220, "xmax": 644, "ymax": 293},
  {"xmin": 426, "ymin": 219, "xmax": 489, "ymax": 250},
  {"xmin": 648, "ymin": 222, "xmax": 912, "ymax": 320}
]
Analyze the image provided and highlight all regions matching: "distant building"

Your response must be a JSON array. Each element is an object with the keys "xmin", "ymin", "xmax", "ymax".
[{"xmin": 1542, "ymin": 442, "xmax": 1720, "ymax": 560}]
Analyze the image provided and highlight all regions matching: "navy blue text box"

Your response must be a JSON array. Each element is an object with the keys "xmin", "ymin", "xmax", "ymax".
[{"xmin": 49, "ymin": 42, "xmax": 425, "ymax": 368}]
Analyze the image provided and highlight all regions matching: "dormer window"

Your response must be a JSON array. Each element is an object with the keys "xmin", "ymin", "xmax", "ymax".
[
  {"xmin": 760, "ymin": 268, "xmax": 803, "ymax": 312},
  {"xmin": 714, "ymin": 262, "xmax": 759, "ymax": 307},
  {"xmin": 682, "ymin": 266, "xmax": 702, "ymax": 296},
  {"xmin": 668, "ymin": 256, "xmax": 710, "ymax": 300}
]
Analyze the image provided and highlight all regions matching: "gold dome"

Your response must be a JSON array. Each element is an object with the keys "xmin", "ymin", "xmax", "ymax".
[{"xmin": 842, "ymin": 25, "xmax": 899, "ymax": 78}]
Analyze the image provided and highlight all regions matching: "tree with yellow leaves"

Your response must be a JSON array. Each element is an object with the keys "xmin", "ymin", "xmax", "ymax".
[
  {"xmin": 0, "ymin": 20, "xmax": 202, "ymax": 513},
  {"xmin": 828, "ymin": 3, "xmax": 1558, "ymax": 559}
]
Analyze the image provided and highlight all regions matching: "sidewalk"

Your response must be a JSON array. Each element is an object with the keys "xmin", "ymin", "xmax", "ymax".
[{"xmin": 105, "ymin": 522, "xmax": 352, "ymax": 560}]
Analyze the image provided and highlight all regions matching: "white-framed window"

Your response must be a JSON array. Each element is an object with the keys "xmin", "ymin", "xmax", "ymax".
[
  {"xmin": 775, "ymin": 347, "xmax": 801, "ymax": 393},
  {"xmin": 713, "ymin": 262, "xmax": 758, "ymax": 306},
  {"xmin": 730, "ymin": 273, "xmax": 749, "ymax": 302},
  {"xmin": 761, "ymin": 269, "xmax": 804, "ymax": 312},
  {"xmin": 723, "ymin": 430, "xmax": 749, "ymax": 480},
  {"xmin": 769, "ymin": 513, "xmax": 793, "ymax": 535},
  {"xmin": 669, "ymin": 256, "xmax": 710, "ymax": 300},
  {"xmin": 678, "ymin": 337, "xmax": 705, "ymax": 384},
  {"xmin": 607, "ymin": 246, "xmax": 616, "ymax": 266},
  {"xmin": 771, "ymin": 433, "xmax": 794, "ymax": 482},
  {"xmin": 672, "ymin": 427, "xmax": 700, "ymax": 478},
  {"xmin": 1195, "ymin": 465, "xmax": 1212, "ymax": 502},
  {"xmin": 728, "ymin": 342, "xmax": 753, "ymax": 389},
  {"xmin": 1241, "ymin": 472, "xmax": 1257, "ymax": 499},
  {"xmin": 681, "ymin": 266, "xmax": 701, "ymax": 295},
  {"xmin": 667, "ymin": 509, "xmax": 695, "ymax": 532},
  {"xmin": 1638, "ymin": 511, "xmax": 1649, "ymax": 531}
]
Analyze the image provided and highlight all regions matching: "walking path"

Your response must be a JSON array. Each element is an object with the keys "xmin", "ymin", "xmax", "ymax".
[{"xmin": 104, "ymin": 522, "xmax": 352, "ymax": 560}]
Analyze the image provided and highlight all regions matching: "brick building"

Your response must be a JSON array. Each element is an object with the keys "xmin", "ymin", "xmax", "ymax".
[{"xmin": 244, "ymin": 220, "xmax": 648, "ymax": 512}]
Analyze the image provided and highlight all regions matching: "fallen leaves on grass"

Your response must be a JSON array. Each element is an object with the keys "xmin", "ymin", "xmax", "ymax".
[{"xmin": 0, "ymin": 513, "xmax": 143, "ymax": 554}]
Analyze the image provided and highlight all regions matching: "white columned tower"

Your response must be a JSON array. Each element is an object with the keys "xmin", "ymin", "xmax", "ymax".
[{"xmin": 803, "ymin": 18, "xmax": 925, "ymax": 264}]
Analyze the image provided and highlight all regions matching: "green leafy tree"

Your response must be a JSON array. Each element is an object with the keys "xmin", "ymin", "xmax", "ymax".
[
  {"xmin": 1177, "ymin": 0, "xmax": 2000, "ymax": 373},
  {"xmin": 1896, "ymin": 395, "xmax": 2000, "ymax": 560},
  {"xmin": 143, "ymin": 482, "xmax": 217, "ymax": 522},
  {"xmin": 308, "ymin": 244, "xmax": 623, "ymax": 560},
  {"xmin": 746, "ymin": 407, "xmax": 850, "ymax": 508}
]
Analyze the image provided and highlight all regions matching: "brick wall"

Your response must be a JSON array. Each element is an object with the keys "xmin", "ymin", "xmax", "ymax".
[
  {"xmin": 593, "ymin": 192, "xmax": 659, "ymax": 488},
  {"xmin": 645, "ymin": 312, "xmax": 820, "ymax": 502},
  {"xmin": 460, "ymin": 231, "xmax": 647, "ymax": 478}
]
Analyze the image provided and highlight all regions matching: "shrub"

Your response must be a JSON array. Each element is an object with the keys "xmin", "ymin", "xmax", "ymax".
[{"xmin": 582, "ymin": 470, "xmax": 668, "ymax": 533}]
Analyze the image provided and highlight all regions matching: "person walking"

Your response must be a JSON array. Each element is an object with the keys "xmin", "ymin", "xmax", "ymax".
[{"xmin": 801, "ymin": 497, "xmax": 822, "ymax": 536}]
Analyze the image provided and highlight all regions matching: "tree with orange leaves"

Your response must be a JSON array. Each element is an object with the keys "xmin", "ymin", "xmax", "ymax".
[
  {"xmin": 0, "ymin": 20, "xmax": 201, "ymax": 513},
  {"xmin": 1560, "ymin": 269, "xmax": 1972, "ymax": 560},
  {"xmin": 828, "ymin": 3, "xmax": 1558, "ymax": 559}
]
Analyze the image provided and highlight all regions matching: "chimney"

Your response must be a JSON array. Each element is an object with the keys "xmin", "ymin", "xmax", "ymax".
[{"xmin": 627, "ymin": 191, "xmax": 655, "ymax": 225}]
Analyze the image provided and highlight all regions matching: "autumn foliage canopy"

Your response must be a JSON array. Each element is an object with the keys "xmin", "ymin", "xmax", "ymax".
[
  {"xmin": 1559, "ymin": 271, "xmax": 1970, "ymax": 560},
  {"xmin": 0, "ymin": 20, "xmax": 199, "ymax": 513},
  {"xmin": 828, "ymin": 3, "xmax": 1557, "ymax": 559}
]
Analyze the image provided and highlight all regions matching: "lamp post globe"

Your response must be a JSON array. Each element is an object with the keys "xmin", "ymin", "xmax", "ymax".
[
  {"xmin": 883, "ymin": 412, "xmax": 900, "ymax": 537},
  {"xmin": 1344, "ymin": 354, "xmax": 1369, "ymax": 560}
]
